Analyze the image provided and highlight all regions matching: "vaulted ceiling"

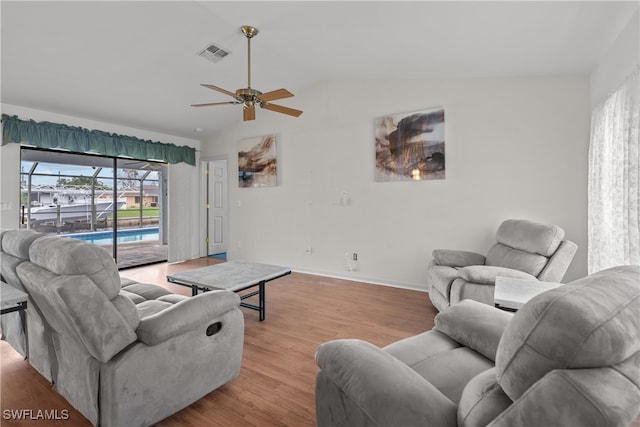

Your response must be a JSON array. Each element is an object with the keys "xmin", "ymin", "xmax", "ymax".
[{"xmin": 1, "ymin": 1, "xmax": 637, "ymax": 138}]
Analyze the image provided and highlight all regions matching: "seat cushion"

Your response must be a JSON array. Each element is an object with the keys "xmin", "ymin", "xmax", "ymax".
[
  {"xmin": 135, "ymin": 300, "xmax": 174, "ymax": 319},
  {"xmin": 384, "ymin": 330, "xmax": 494, "ymax": 404},
  {"xmin": 121, "ymin": 282, "xmax": 173, "ymax": 301},
  {"xmin": 458, "ymin": 265, "xmax": 536, "ymax": 285},
  {"xmin": 412, "ymin": 347, "xmax": 494, "ymax": 405},
  {"xmin": 120, "ymin": 281, "xmax": 188, "ymax": 319},
  {"xmin": 495, "ymin": 265, "xmax": 640, "ymax": 401},
  {"xmin": 384, "ymin": 330, "xmax": 461, "ymax": 367}
]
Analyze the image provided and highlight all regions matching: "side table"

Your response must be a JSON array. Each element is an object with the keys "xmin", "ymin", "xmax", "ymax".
[
  {"xmin": 1, "ymin": 281, "xmax": 29, "ymax": 359},
  {"xmin": 494, "ymin": 276, "xmax": 562, "ymax": 312}
]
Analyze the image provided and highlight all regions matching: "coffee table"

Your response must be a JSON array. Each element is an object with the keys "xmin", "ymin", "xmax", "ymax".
[
  {"xmin": 167, "ymin": 260, "xmax": 291, "ymax": 321},
  {"xmin": 494, "ymin": 276, "xmax": 562, "ymax": 311}
]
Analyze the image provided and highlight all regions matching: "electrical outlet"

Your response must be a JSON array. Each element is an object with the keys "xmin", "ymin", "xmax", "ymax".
[
  {"xmin": 345, "ymin": 251, "xmax": 359, "ymax": 271},
  {"xmin": 305, "ymin": 246, "xmax": 313, "ymax": 255}
]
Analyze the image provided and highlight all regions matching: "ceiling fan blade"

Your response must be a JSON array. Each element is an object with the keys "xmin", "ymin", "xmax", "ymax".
[
  {"xmin": 243, "ymin": 105, "xmax": 256, "ymax": 121},
  {"xmin": 261, "ymin": 102, "xmax": 303, "ymax": 117},
  {"xmin": 191, "ymin": 101, "xmax": 237, "ymax": 107},
  {"xmin": 257, "ymin": 88, "xmax": 294, "ymax": 102},
  {"xmin": 201, "ymin": 84, "xmax": 237, "ymax": 98}
]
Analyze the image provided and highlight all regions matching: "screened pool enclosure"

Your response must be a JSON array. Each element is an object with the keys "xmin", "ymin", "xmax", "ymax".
[{"xmin": 19, "ymin": 148, "xmax": 168, "ymax": 268}]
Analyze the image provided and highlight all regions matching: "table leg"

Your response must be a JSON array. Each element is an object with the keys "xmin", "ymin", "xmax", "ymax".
[
  {"xmin": 1, "ymin": 302, "xmax": 29, "ymax": 359},
  {"xmin": 259, "ymin": 281, "xmax": 265, "ymax": 321}
]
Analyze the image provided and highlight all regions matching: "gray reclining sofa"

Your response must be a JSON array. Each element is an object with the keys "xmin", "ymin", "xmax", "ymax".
[{"xmin": 0, "ymin": 229, "xmax": 244, "ymax": 426}]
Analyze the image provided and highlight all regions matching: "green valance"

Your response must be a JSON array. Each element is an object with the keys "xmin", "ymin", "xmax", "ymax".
[{"xmin": 1, "ymin": 114, "xmax": 196, "ymax": 165}]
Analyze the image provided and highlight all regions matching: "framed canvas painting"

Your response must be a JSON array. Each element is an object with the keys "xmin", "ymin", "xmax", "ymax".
[
  {"xmin": 238, "ymin": 134, "xmax": 277, "ymax": 187},
  {"xmin": 374, "ymin": 107, "xmax": 445, "ymax": 182}
]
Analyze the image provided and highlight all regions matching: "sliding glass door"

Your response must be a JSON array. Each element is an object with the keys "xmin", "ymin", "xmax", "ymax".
[
  {"xmin": 20, "ymin": 148, "xmax": 167, "ymax": 268},
  {"xmin": 114, "ymin": 158, "xmax": 166, "ymax": 268}
]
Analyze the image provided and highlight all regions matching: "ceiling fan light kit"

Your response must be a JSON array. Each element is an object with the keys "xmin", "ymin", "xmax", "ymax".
[{"xmin": 192, "ymin": 25, "xmax": 303, "ymax": 122}]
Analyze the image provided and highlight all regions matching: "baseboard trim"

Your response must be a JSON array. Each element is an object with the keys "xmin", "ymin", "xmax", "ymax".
[{"xmin": 290, "ymin": 268, "xmax": 427, "ymax": 293}]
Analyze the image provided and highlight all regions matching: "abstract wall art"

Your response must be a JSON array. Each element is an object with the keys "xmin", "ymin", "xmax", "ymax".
[
  {"xmin": 238, "ymin": 134, "xmax": 277, "ymax": 187},
  {"xmin": 374, "ymin": 107, "xmax": 445, "ymax": 182}
]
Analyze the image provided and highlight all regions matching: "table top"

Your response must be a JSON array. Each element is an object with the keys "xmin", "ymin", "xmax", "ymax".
[
  {"xmin": 167, "ymin": 260, "xmax": 291, "ymax": 292},
  {"xmin": 494, "ymin": 276, "xmax": 562, "ymax": 310},
  {"xmin": 1, "ymin": 281, "xmax": 28, "ymax": 309}
]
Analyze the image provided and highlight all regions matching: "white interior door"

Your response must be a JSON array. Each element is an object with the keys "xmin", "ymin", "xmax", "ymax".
[{"xmin": 207, "ymin": 159, "xmax": 228, "ymax": 255}]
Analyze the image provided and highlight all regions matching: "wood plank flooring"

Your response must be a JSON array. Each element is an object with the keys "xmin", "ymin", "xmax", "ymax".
[
  {"xmin": 3, "ymin": 258, "xmax": 639, "ymax": 427},
  {"xmin": 0, "ymin": 257, "xmax": 435, "ymax": 426}
]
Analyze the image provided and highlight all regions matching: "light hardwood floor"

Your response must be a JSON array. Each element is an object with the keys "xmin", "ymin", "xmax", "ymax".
[
  {"xmin": 4, "ymin": 258, "xmax": 639, "ymax": 427},
  {"xmin": 0, "ymin": 258, "xmax": 435, "ymax": 426}
]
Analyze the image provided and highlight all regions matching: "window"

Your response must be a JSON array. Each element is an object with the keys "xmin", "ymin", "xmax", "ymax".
[{"xmin": 588, "ymin": 69, "xmax": 639, "ymax": 273}]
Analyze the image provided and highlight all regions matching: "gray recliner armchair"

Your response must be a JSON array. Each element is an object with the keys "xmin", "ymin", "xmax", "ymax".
[
  {"xmin": 315, "ymin": 265, "xmax": 640, "ymax": 427},
  {"xmin": 2, "ymin": 229, "xmax": 244, "ymax": 427},
  {"xmin": 427, "ymin": 219, "xmax": 577, "ymax": 311}
]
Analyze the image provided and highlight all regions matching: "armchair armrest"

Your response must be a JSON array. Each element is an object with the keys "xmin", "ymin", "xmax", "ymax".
[
  {"xmin": 458, "ymin": 265, "xmax": 536, "ymax": 285},
  {"xmin": 432, "ymin": 249, "xmax": 486, "ymax": 267},
  {"xmin": 434, "ymin": 299, "xmax": 513, "ymax": 361},
  {"xmin": 315, "ymin": 339, "xmax": 457, "ymax": 427},
  {"xmin": 136, "ymin": 290, "xmax": 240, "ymax": 346}
]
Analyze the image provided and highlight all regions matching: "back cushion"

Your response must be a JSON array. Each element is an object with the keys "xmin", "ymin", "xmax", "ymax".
[
  {"xmin": 485, "ymin": 219, "xmax": 566, "ymax": 276},
  {"xmin": 17, "ymin": 261, "xmax": 137, "ymax": 362},
  {"xmin": 495, "ymin": 219, "xmax": 564, "ymax": 257},
  {"xmin": 1, "ymin": 229, "xmax": 45, "ymax": 290},
  {"xmin": 485, "ymin": 244, "xmax": 548, "ymax": 277},
  {"xmin": 495, "ymin": 265, "xmax": 640, "ymax": 401},
  {"xmin": 1, "ymin": 229, "xmax": 44, "ymax": 259},
  {"xmin": 28, "ymin": 235, "xmax": 121, "ymax": 299}
]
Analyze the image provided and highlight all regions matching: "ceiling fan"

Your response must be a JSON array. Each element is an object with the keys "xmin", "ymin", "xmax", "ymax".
[{"xmin": 191, "ymin": 25, "xmax": 303, "ymax": 122}]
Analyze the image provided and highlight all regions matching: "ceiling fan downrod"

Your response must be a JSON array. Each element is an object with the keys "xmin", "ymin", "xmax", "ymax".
[{"xmin": 241, "ymin": 26, "xmax": 258, "ymax": 89}]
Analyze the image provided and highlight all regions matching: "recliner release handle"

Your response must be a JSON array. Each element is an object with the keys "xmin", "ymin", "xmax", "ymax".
[{"xmin": 206, "ymin": 322, "xmax": 222, "ymax": 336}]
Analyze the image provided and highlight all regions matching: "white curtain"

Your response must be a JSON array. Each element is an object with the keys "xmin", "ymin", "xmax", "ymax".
[{"xmin": 588, "ymin": 68, "xmax": 640, "ymax": 273}]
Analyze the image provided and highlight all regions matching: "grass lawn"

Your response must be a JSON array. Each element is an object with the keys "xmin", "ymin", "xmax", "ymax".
[{"xmin": 110, "ymin": 207, "xmax": 159, "ymax": 218}]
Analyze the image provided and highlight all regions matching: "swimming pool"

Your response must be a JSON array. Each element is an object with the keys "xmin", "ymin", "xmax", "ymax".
[{"xmin": 67, "ymin": 227, "xmax": 159, "ymax": 245}]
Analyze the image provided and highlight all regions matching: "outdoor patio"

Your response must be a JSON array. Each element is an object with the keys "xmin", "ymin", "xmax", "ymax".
[{"xmin": 106, "ymin": 241, "xmax": 168, "ymax": 269}]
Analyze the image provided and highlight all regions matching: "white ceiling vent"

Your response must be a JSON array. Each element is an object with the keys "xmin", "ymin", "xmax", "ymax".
[{"xmin": 197, "ymin": 43, "xmax": 231, "ymax": 63}]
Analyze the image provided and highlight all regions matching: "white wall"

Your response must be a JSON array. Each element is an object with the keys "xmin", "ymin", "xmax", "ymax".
[
  {"xmin": 0, "ymin": 104, "xmax": 202, "ymax": 262},
  {"xmin": 590, "ymin": 8, "xmax": 640, "ymax": 109},
  {"xmin": 0, "ymin": 142, "xmax": 21, "ymax": 228},
  {"xmin": 202, "ymin": 76, "xmax": 590, "ymax": 290}
]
